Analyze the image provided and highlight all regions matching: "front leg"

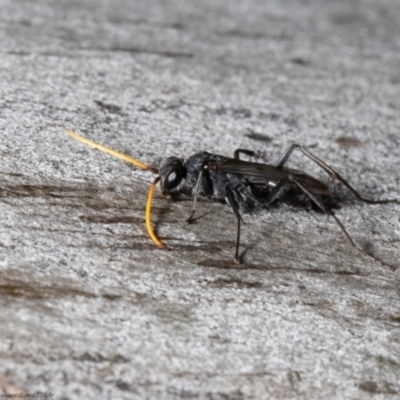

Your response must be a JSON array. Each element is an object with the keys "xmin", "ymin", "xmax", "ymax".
[{"xmin": 186, "ymin": 166, "xmax": 213, "ymax": 224}]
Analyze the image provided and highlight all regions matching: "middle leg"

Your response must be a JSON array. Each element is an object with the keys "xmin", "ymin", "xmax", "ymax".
[{"xmin": 225, "ymin": 185, "xmax": 243, "ymax": 262}]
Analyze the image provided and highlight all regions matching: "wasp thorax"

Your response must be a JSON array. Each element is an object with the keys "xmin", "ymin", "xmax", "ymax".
[{"xmin": 159, "ymin": 157, "xmax": 186, "ymax": 195}]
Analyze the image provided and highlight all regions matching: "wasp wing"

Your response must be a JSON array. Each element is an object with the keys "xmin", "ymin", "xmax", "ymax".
[{"xmin": 208, "ymin": 158, "xmax": 329, "ymax": 195}]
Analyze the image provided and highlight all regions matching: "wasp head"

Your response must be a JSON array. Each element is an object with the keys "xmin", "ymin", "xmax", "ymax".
[{"xmin": 159, "ymin": 157, "xmax": 186, "ymax": 196}]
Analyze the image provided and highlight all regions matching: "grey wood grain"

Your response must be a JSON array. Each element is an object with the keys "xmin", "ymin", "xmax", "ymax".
[{"xmin": 1, "ymin": 0, "xmax": 400, "ymax": 398}]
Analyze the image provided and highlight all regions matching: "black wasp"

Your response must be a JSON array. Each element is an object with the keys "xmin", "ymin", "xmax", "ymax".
[{"xmin": 64, "ymin": 127, "xmax": 398, "ymax": 268}]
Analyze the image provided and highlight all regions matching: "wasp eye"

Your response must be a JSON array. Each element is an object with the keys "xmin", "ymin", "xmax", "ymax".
[
  {"xmin": 159, "ymin": 157, "xmax": 185, "ymax": 194},
  {"xmin": 164, "ymin": 168, "xmax": 182, "ymax": 191}
]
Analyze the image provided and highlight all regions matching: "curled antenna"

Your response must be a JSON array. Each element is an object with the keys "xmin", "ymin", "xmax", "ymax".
[{"xmin": 63, "ymin": 125, "xmax": 165, "ymax": 248}]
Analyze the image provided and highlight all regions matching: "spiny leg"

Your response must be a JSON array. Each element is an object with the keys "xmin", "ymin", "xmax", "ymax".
[
  {"xmin": 186, "ymin": 167, "xmax": 213, "ymax": 224},
  {"xmin": 291, "ymin": 175, "xmax": 397, "ymax": 269},
  {"xmin": 257, "ymin": 170, "xmax": 396, "ymax": 270},
  {"xmin": 234, "ymin": 149, "xmax": 256, "ymax": 160},
  {"xmin": 225, "ymin": 186, "xmax": 243, "ymax": 262},
  {"xmin": 275, "ymin": 144, "xmax": 399, "ymax": 205},
  {"xmin": 275, "ymin": 144, "xmax": 301, "ymax": 168},
  {"xmin": 262, "ymin": 173, "xmax": 367, "ymax": 251},
  {"xmin": 288, "ymin": 176, "xmax": 358, "ymax": 248},
  {"xmin": 233, "ymin": 148, "xmax": 262, "ymax": 162},
  {"xmin": 186, "ymin": 170, "xmax": 204, "ymax": 224}
]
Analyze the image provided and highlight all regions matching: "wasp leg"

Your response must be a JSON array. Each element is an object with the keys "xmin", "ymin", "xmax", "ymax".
[
  {"xmin": 233, "ymin": 149, "xmax": 262, "ymax": 162},
  {"xmin": 225, "ymin": 186, "xmax": 243, "ymax": 262},
  {"xmin": 275, "ymin": 144, "xmax": 301, "ymax": 168},
  {"xmin": 234, "ymin": 149, "xmax": 256, "ymax": 160},
  {"xmin": 288, "ymin": 175, "xmax": 358, "ymax": 249},
  {"xmin": 186, "ymin": 167, "xmax": 213, "ymax": 224},
  {"xmin": 265, "ymin": 173, "xmax": 396, "ymax": 269},
  {"xmin": 263, "ymin": 174, "xmax": 358, "ymax": 247},
  {"xmin": 275, "ymin": 144, "xmax": 399, "ymax": 205}
]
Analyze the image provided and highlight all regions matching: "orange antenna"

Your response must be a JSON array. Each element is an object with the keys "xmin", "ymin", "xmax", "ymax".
[
  {"xmin": 64, "ymin": 125, "xmax": 165, "ymax": 249},
  {"xmin": 63, "ymin": 125, "xmax": 158, "ymax": 173},
  {"xmin": 146, "ymin": 177, "xmax": 166, "ymax": 248}
]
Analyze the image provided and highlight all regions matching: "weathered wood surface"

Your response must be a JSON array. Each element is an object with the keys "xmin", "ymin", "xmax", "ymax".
[{"xmin": 1, "ymin": 0, "xmax": 400, "ymax": 398}]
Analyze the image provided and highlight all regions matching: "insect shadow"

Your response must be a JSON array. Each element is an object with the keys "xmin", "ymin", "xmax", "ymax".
[{"xmin": 64, "ymin": 126, "xmax": 399, "ymax": 270}]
